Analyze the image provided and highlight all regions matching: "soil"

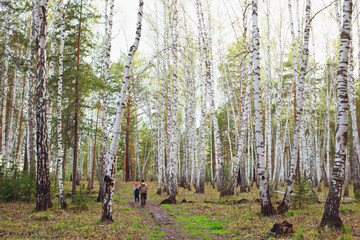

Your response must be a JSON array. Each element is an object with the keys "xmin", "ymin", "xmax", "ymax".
[{"xmin": 115, "ymin": 183, "xmax": 186, "ymax": 239}]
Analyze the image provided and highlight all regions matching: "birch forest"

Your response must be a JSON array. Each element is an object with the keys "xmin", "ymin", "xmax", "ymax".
[{"xmin": 1, "ymin": 0, "xmax": 360, "ymax": 238}]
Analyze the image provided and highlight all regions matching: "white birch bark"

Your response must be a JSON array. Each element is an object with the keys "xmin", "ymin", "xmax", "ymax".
[
  {"xmin": 196, "ymin": 0, "xmax": 225, "ymax": 193},
  {"xmin": 188, "ymin": 62, "xmax": 197, "ymax": 191},
  {"xmin": 272, "ymin": 24, "xmax": 285, "ymax": 190},
  {"xmin": 98, "ymin": 0, "xmax": 113, "ymax": 202},
  {"xmin": 7, "ymin": 68, "xmax": 18, "ymax": 165},
  {"xmin": 26, "ymin": 0, "xmax": 37, "ymax": 180},
  {"xmin": 278, "ymin": 0, "xmax": 311, "ymax": 214},
  {"xmin": 1, "ymin": 23, "xmax": 9, "ymax": 163},
  {"xmin": 228, "ymin": 45, "xmax": 252, "ymax": 194},
  {"xmin": 334, "ymin": 0, "xmax": 342, "ymax": 33},
  {"xmin": 101, "ymin": 0, "xmax": 143, "ymax": 222},
  {"xmin": 321, "ymin": 0, "xmax": 352, "ymax": 228},
  {"xmin": 35, "ymin": 0, "xmax": 52, "ymax": 211},
  {"xmin": 325, "ymin": 68, "xmax": 333, "ymax": 184},
  {"xmin": 265, "ymin": 0, "xmax": 272, "ymax": 180},
  {"xmin": 56, "ymin": 0, "xmax": 67, "ymax": 209},
  {"xmin": 196, "ymin": 76, "xmax": 206, "ymax": 194},
  {"xmin": 252, "ymin": 0, "xmax": 274, "ymax": 216},
  {"xmin": 168, "ymin": 0, "xmax": 179, "ymax": 201},
  {"xmin": 347, "ymin": 37, "xmax": 360, "ymax": 167},
  {"xmin": 344, "ymin": 147, "xmax": 350, "ymax": 196}
]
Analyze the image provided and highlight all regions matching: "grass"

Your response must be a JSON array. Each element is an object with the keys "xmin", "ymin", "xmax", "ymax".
[{"xmin": 0, "ymin": 179, "xmax": 360, "ymax": 239}]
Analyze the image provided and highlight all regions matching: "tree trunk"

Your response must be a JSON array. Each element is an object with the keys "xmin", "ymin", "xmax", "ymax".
[
  {"xmin": 352, "ymin": 148, "xmax": 360, "ymax": 193},
  {"xmin": 196, "ymin": 0, "xmax": 225, "ymax": 194},
  {"xmin": 1, "ymin": 17, "xmax": 9, "ymax": 165},
  {"xmin": 265, "ymin": 0, "xmax": 272, "ymax": 182},
  {"xmin": 321, "ymin": 0, "xmax": 352, "ymax": 228},
  {"xmin": 278, "ymin": 0, "xmax": 311, "ymax": 214},
  {"xmin": 88, "ymin": 89, "xmax": 101, "ymax": 190},
  {"xmin": 35, "ymin": 0, "xmax": 52, "ymax": 211},
  {"xmin": 72, "ymin": 0, "xmax": 83, "ymax": 196},
  {"xmin": 252, "ymin": 0, "xmax": 274, "ymax": 216},
  {"xmin": 56, "ymin": 0, "xmax": 67, "ymax": 208},
  {"xmin": 228, "ymin": 45, "xmax": 252, "ymax": 195},
  {"xmin": 168, "ymin": 0, "xmax": 179, "ymax": 202},
  {"xmin": 101, "ymin": 0, "xmax": 143, "ymax": 222},
  {"xmin": 98, "ymin": 0, "xmax": 114, "ymax": 202}
]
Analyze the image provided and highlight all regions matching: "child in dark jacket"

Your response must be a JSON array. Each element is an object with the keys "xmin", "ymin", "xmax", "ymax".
[
  {"xmin": 133, "ymin": 183, "xmax": 140, "ymax": 202},
  {"xmin": 138, "ymin": 179, "xmax": 148, "ymax": 207}
]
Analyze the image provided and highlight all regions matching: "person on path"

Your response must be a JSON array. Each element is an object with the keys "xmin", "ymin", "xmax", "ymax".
[
  {"xmin": 133, "ymin": 183, "xmax": 140, "ymax": 202},
  {"xmin": 138, "ymin": 179, "xmax": 148, "ymax": 207}
]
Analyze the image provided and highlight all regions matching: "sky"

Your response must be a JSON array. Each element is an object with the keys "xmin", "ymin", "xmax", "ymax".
[
  {"xmin": 93, "ymin": 0, "xmax": 354, "ymax": 58},
  {"xmin": 92, "ymin": 0, "xmax": 359, "ymax": 86}
]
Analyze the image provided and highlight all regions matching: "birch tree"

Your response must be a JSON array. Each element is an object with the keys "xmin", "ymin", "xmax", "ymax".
[
  {"xmin": 26, "ymin": 0, "xmax": 37, "ymax": 182},
  {"xmin": 321, "ymin": 0, "xmax": 352, "ymax": 228},
  {"xmin": 98, "ymin": 0, "xmax": 114, "ymax": 201},
  {"xmin": 168, "ymin": 0, "xmax": 179, "ymax": 202},
  {"xmin": 252, "ymin": 0, "xmax": 274, "ymax": 216},
  {"xmin": 196, "ymin": 0, "xmax": 225, "ymax": 194},
  {"xmin": 101, "ymin": 0, "xmax": 144, "ymax": 222},
  {"xmin": 56, "ymin": 0, "xmax": 68, "ymax": 209},
  {"xmin": 35, "ymin": 0, "xmax": 52, "ymax": 211},
  {"xmin": 1, "ymin": 11, "xmax": 10, "ymax": 165},
  {"xmin": 278, "ymin": 0, "xmax": 311, "ymax": 214}
]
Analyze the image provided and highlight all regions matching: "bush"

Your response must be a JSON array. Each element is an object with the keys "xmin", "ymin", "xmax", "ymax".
[
  {"xmin": 71, "ymin": 187, "xmax": 94, "ymax": 211},
  {"xmin": 0, "ymin": 169, "xmax": 36, "ymax": 202}
]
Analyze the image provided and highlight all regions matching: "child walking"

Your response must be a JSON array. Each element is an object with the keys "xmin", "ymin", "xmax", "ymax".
[
  {"xmin": 138, "ymin": 179, "xmax": 148, "ymax": 207},
  {"xmin": 133, "ymin": 183, "xmax": 140, "ymax": 202}
]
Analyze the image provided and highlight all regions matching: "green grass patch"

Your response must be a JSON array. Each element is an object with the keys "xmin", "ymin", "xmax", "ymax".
[
  {"xmin": 174, "ymin": 214, "xmax": 228, "ymax": 238},
  {"xmin": 118, "ymin": 187, "xmax": 132, "ymax": 197},
  {"xmin": 296, "ymin": 230, "xmax": 304, "ymax": 239},
  {"xmin": 210, "ymin": 229, "xmax": 231, "ymax": 235},
  {"xmin": 149, "ymin": 231, "xmax": 167, "ymax": 239},
  {"xmin": 113, "ymin": 194, "xmax": 127, "ymax": 203},
  {"xmin": 285, "ymin": 210, "xmax": 296, "ymax": 217}
]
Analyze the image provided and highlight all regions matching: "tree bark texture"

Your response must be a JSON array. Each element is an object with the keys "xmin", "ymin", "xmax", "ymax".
[
  {"xmin": 35, "ymin": 0, "xmax": 52, "ymax": 211},
  {"xmin": 321, "ymin": 0, "xmax": 352, "ymax": 228},
  {"xmin": 101, "ymin": 0, "xmax": 144, "ymax": 222},
  {"xmin": 278, "ymin": 0, "xmax": 311, "ymax": 214},
  {"xmin": 252, "ymin": 0, "xmax": 274, "ymax": 216}
]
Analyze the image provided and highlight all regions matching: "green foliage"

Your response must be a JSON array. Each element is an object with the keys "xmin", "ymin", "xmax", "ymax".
[
  {"xmin": 292, "ymin": 174, "xmax": 314, "ymax": 209},
  {"xmin": 341, "ymin": 225, "xmax": 350, "ymax": 232},
  {"xmin": 354, "ymin": 190, "xmax": 360, "ymax": 201},
  {"xmin": 339, "ymin": 234, "xmax": 353, "ymax": 240},
  {"xmin": 339, "ymin": 206, "xmax": 355, "ymax": 214},
  {"xmin": 0, "ymin": 169, "xmax": 35, "ymax": 202},
  {"xmin": 295, "ymin": 230, "xmax": 304, "ymax": 239},
  {"xmin": 285, "ymin": 210, "xmax": 296, "ymax": 217},
  {"xmin": 31, "ymin": 211, "xmax": 51, "ymax": 221},
  {"xmin": 71, "ymin": 188, "xmax": 94, "ymax": 211}
]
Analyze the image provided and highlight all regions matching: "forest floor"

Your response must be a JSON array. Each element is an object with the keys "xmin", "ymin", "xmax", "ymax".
[{"xmin": 0, "ymin": 179, "xmax": 360, "ymax": 239}]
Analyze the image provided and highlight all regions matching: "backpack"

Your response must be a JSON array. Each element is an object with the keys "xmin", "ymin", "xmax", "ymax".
[{"xmin": 134, "ymin": 187, "xmax": 139, "ymax": 195}]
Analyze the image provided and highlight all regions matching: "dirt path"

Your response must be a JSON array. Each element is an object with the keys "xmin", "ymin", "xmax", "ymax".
[{"xmin": 115, "ymin": 183, "xmax": 186, "ymax": 239}]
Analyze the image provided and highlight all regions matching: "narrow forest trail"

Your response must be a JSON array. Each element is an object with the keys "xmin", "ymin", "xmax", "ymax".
[{"xmin": 114, "ymin": 182, "xmax": 187, "ymax": 239}]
